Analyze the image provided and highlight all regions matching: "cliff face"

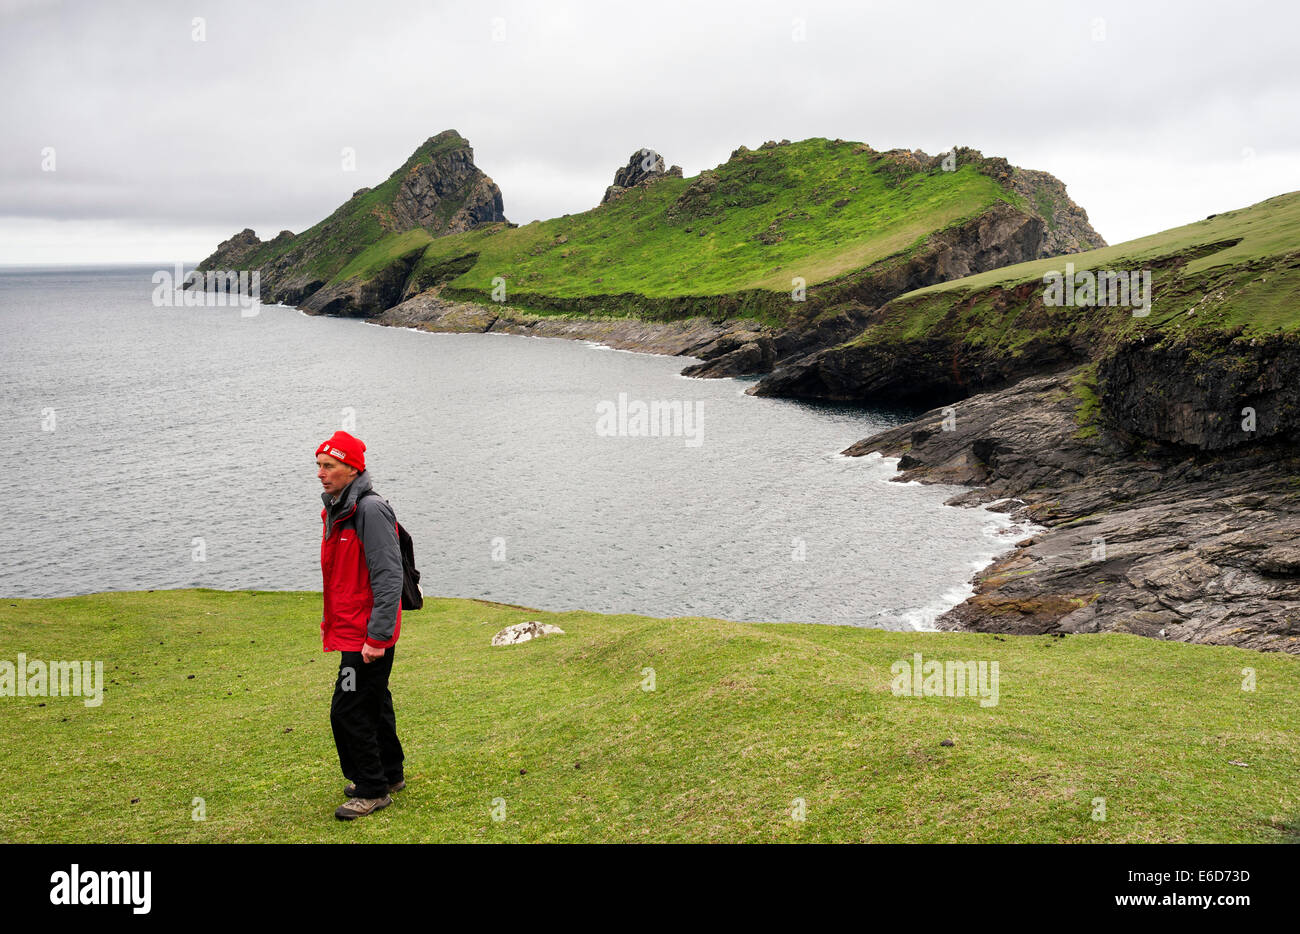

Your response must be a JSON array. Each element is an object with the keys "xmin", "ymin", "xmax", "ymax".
[
  {"xmin": 193, "ymin": 129, "xmax": 506, "ymax": 315},
  {"xmin": 812, "ymin": 192, "xmax": 1300, "ymax": 653},
  {"xmin": 672, "ymin": 146, "xmax": 1103, "ymax": 380},
  {"xmin": 1009, "ymin": 166, "xmax": 1107, "ymax": 256},
  {"xmin": 194, "ymin": 135, "xmax": 1104, "ymax": 338},
  {"xmin": 1099, "ymin": 333, "xmax": 1300, "ymax": 450},
  {"xmin": 749, "ymin": 192, "xmax": 1300, "ymax": 437},
  {"xmin": 845, "ymin": 368, "xmax": 1300, "ymax": 654},
  {"xmin": 681, "ymin": 201, "xmax": 1052, "ymax": 380},
  {"xmin": 390, "ymin": 142, "xmax": 506, "ymax": 235}
]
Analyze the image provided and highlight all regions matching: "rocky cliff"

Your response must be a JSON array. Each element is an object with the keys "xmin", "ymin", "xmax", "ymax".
[
  {"xmin": 193, "ymin": 129, "xmax": 507, "ymax": 316},
  {"xmin": 669, "ymin": 145, "xmax": 1104, "ymax": 380},
  {"xmin": 600, "ymin": 148, "xmax": 683, "ymax": 204},
  {"xmin": 845, "ymin": 367, "xmax": 1300, "ymax": 654},
  {"xmin": 813, "ymin": 192, "xmax": 1300, "ymax": 653},
  {"xmin": 193, "ymin": 135, "xmax": 1103, "ymax": 347}
]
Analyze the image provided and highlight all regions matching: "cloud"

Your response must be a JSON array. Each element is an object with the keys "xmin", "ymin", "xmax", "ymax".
[{"xmin": 2, "ymin": 0, "xmax": 1297, "ymax": 262}]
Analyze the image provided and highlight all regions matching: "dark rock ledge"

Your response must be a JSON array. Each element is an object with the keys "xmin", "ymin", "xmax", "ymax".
[
  {"xmin": 375, "ymin": 288, "xmax": 774, "ymax": 360},
  {"xmin": 843, "ymin": 367, "xmax": 1300, "ymax": 654}
]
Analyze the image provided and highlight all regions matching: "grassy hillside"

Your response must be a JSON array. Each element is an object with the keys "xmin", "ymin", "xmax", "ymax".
[
  {"xmin": 239, "ymin": 138, "xmax": 1083, "ymax": 324},
  {"xmin": 2, "ymin": 589, "xmax": 1295, "ymax": 843},
  {"xmin": 844, "ymin": 190, "xmax": 1300, "ymax": 353},
  {"xmin": 412, "ymin": 141, "xmax": 1012, "ymax": 299},
  {"xmin": 236, "ymin": 131, "xmax": 477, "ymax": 284}
]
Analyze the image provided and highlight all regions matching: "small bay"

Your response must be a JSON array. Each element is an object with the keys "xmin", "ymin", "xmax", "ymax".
[{"xmin": 0, "ymin": 264, "xmax": 1026, "ymax": 629}]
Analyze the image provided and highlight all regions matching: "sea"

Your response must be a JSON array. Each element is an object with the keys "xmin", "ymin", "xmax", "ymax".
[{"xmin": 0, "ymin": 263, "xmax": 1033, "ymax": 629}]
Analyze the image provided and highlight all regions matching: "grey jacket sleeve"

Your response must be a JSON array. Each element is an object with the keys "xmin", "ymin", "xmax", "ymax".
[{"xmin": 354, "ymin": 495, "xmax": 403, "ymax": 644}]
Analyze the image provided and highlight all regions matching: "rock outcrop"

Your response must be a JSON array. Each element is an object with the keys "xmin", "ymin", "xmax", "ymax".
[
  {"xmin": 192, "ymin": 130, "xmax": 506, "ymax": 315},
  {"xmin": 601, "ymin": 147, "xmax": 683, "ymax": 204},
  {"xmin": 1099, "ymin": 332, "xmax": 1300, "ymax": 450},
  {"xmin": 1009, "ymin": 166, "xmax": 1107, "ymax": 256},
  {"xmin": 390, "ymin": 138, "xmax": 506, "ymax": 235},
  {"xmin": 845, "ymin": 368, "xmax": 1300, "ymax": 654},
  {"xmin": 201, "ymin": 228, "xmax": 265, "ymax": 271},
  {"xmin": 491, "ymin": 620, "xmax": 566, "ymax": 646}
]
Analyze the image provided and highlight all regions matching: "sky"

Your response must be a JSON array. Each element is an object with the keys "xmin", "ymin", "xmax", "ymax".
[{"xmin": 1, "ymin": 0, "xmax": 1297, "ymax": 264}]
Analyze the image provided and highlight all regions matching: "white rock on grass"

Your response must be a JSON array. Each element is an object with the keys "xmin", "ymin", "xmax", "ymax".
[{"xmin": 491, "ymin": 620, "xmax": 566, "ymax": 646}]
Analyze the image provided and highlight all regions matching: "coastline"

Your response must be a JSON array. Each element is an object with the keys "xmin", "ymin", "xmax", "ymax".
[
  {"xmin": 845, "ymin": 370, "xmax": 1300, "ymax": 655},
  {"xmin": 301, "ymin": 296, "xmax": 1299, "ymax": 654},
  {"xmin": 371, "ymin": 289, "xmax": 771, "ymax": 369},
  {"xmin": 358, "ymin": 294, "xmax": 1058, "ymax": 637},
  {"xmin": 846, "ymin": 451, "xmax": 1046, "ymax": 632}
]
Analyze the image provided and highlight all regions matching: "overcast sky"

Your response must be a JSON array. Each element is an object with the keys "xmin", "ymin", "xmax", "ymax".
[{"xmin": 2, "ymin": 0, "xmax": 1296, "ymax": 264}]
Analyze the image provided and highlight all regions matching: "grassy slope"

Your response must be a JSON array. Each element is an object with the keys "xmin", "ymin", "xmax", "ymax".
[
  {"xmin": 258, "ymin": 139, "xmax": 1025, "ymax": 311},
  {"xmin": 411, "ymin": 141, "xmax": 1012, "ymax": 298},
  {"xmin": 238, "ymin": 132, "xmax": 472, "ymax": 283},
  {"xmin": 2, "ymin": 589, "xmax": 1296, "ymax": 843},
  {"xmin": 846, "ymin": 191, "xmax": 1300, "ymax": 352}
]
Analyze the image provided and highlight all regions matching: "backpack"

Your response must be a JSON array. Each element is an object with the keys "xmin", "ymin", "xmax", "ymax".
[{"xmin": 358, "ymin": 489, "xmax": 424, "ymax": 610}]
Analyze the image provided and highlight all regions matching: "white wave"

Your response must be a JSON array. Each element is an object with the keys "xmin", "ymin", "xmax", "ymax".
[{"xmin": 893, "ymin": 583, "xmax": 979, "ymax": 632}]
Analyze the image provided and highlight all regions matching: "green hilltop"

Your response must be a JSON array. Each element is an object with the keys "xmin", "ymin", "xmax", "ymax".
[
  {"xmin": 859, "ymin": 189, "xmax": 1300, "ymax": 349},
  {"xmin": 237, "ymin": 130, "xmax": 493, "ymax": 285},
  {"xmin": 203, "ymin": 134, "xmax": 1103, "ymax": 325},
  {"xmin": 749, "ymin": 189, "xmax": 1300, "ymax": 450},
  {"xmin": 410, "ymin": 142, "xmax": 1008, "ymax": 300}
]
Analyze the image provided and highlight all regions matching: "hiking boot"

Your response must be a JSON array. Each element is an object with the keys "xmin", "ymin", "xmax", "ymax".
[
  {"xmin": 343, "ymin": 778, "xmax": 405, "ymax": 798},
  {"xmin": 334, "ymin": 795, "xmax": 392, "ymax": 821}
]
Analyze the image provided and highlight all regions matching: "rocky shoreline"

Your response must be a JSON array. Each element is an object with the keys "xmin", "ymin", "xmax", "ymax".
[
  {"xmin": 374, "ymin": 288, "xmax": 776, "ymax": 360},
  {"xmin": 365, "ymin": 293, "xmax": 1298, "ymax": 655},
  {"xmin": 363, "ymin": 292, "xmax": 1300, "ymax": 655},
  {"xmin": 844, "ymin": 368, "xmax": 1300, "ymax": 655},
  {"xmin": 191, "ymin": 125, "xmax": 1298, "ymax": 656}
]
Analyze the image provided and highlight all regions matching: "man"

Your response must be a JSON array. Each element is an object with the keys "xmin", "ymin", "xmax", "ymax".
[{"xmin": 315, "ymin": 430, "xmax": 406, "ymax": 821}]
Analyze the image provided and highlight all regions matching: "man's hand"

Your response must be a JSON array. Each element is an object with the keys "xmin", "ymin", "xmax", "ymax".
[{"xmin": 360, "ymin": 642, "xmax": 385, "ymax": 664}]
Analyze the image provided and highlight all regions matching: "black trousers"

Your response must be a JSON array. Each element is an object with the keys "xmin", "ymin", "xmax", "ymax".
[{"xmin": 330, "ymin": 646, "xmax": 405, "ymax": 799}]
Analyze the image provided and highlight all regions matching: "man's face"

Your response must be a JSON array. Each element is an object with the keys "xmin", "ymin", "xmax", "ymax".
[{"xmin": 316, "ymin": 454, "xmax": 358, "ymax": 496}]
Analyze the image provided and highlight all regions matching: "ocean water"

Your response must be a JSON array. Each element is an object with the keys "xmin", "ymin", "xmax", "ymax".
[{"xmin": 0, "ymin": 264, "xmax": 1030, "ymax": 629}]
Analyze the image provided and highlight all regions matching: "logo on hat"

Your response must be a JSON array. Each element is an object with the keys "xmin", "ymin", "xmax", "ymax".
[{"xmin": 330, "ymin": 447, "xmax": 347, "ymax": 460}]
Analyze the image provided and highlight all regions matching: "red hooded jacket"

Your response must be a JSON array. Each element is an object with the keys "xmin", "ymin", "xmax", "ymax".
[{"xmin": 320, "ymin": 470, "xmax": 402, "ymax": 652}]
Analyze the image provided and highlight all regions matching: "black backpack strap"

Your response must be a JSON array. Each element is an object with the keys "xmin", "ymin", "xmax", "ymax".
[{"xmin": 357, "ymin": 489, "xmax": 422, "ymax": 610}]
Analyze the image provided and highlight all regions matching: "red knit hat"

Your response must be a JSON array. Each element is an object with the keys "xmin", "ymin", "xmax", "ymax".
[{"xmin": 315, "ymin": 430, "xmax": 366, "ymax": 472}]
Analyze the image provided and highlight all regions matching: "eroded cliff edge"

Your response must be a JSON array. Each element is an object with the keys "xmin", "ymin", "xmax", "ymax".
[
  {"xmin": 845, "ymin": 367, "xmax": 1300, "ymax": 654},
  {"xmin": 817, "ymin": 193, "xmax": 1300, "ymax": 654}
]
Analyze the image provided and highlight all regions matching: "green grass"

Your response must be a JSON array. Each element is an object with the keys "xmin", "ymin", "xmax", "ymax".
[
  {"xmin": 1069, "ymin": 364, "xmax": 1101, "ymax": 439},
  {"xmin": 911, "ymin": 190, "xmax": 1300, "ymax": 296},
  {"xmin": 239, "ymin": 138, "xmax": 1031, "ymax": 324},
  {"xmin": 421, "ymin": 142, "xmax": 1010, "ymax": 299},
  {"xmin": 335, "ymin": 228, "xmax": 433, "ymax": 281},
  {"xmin": 837, "ymin": 191, "xmax": 1300, "ymax": 363},
  {"xmin": 2, "ymin": 589, "xmax": 1296, "ymax": 843}
]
